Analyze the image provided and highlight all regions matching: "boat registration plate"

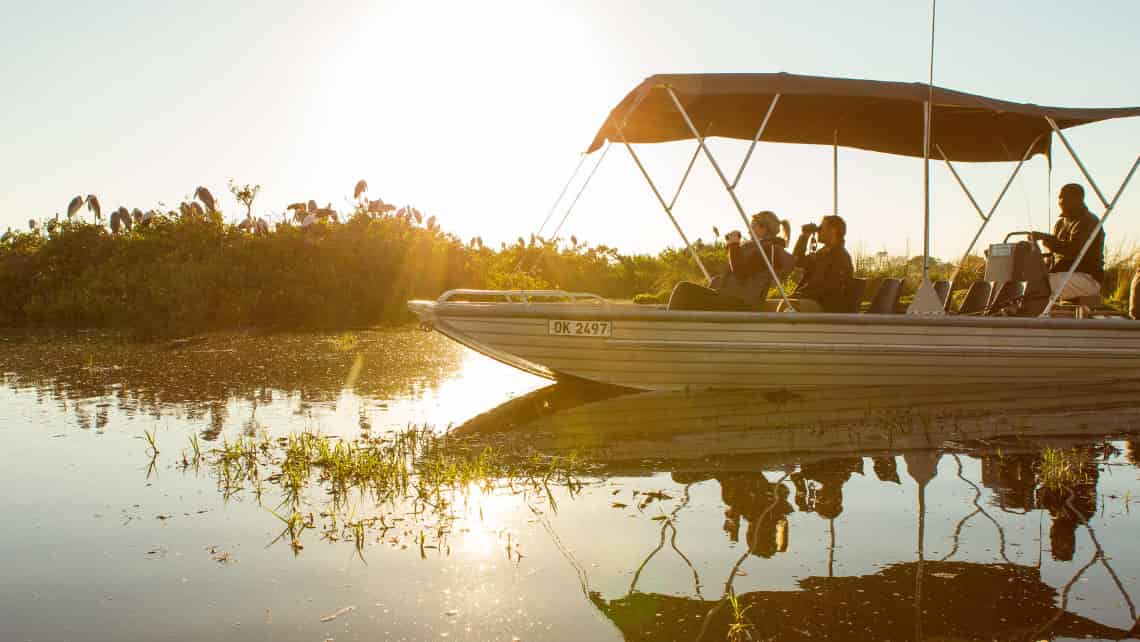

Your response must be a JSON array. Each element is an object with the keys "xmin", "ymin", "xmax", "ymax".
[{"xmin": 548, "ymin": 320, "xmax": 611, "ymax": 337}]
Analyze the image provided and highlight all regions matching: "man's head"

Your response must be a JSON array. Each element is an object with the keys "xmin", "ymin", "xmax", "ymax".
[
  {"xmin": 1059, "ymin": 183, "xmax": 1086, "ymax": 217},
  {"xmin": 819, "ymin": 215, "xmax": 846, "ymax": 246}
]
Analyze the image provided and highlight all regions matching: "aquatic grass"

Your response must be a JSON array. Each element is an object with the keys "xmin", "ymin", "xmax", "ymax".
[
  {"xmin": 267, "ymin": 507, "xmax": 312, "ymax": 554},
  {"xmin": 1037, "ymin": 447, "xmax": 1093, "ymax": 491},
  {"xmin": 143, "ymin": 427, "xmax": 159, "ymax": 454},
  {"xmin": 191, "ymin": 424, "xmax": 588, "ymax": 557},
  {"xmin": 725, "ymin": 587, "xmax": 754, "ymax": 642}
]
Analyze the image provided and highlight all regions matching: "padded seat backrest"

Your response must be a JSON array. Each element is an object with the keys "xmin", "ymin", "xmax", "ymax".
[
  {"xmin": 845, "ymin": 278, "xmax": 868, "ymax": 313},
  {"xmin": 989, "ymin": 281, "xmax": 1027, "ymax": 314},
  {"xmin": 957, "ymin": 281, "xmax": 992, "ymax": 315},
  {"xmin": 933, "ymin": 280, "xmax": 951, "ymax": 307},
  {"xmin": 867, "ymin": 278, "xmax": 902, "ymax": 314}
]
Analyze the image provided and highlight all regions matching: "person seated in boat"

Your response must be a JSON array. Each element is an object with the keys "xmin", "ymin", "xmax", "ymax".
[
  {"xmin": 1028, "ymin": 183, "xmax": 1104, "ymax": 300},
  {"xmin": 779, "ymin": 215, "xmax": 854, "ymax": 312},
  {"xmin": 667, "ymin": 211, "xmax": 795, "ymax": 311}
]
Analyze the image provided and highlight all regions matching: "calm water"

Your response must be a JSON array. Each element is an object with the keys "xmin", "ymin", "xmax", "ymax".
[{"xmin": 3, "ymin": 329, "xmax": 1140, "ymax": 642}]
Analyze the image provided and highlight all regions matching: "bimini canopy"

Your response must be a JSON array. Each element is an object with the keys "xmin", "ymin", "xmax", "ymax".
[{"xmin": 587, "ymin": 72, "xmax": 1140, "ymax": 162}]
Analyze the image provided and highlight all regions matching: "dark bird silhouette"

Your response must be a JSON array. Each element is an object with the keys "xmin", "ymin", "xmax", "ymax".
[
  {"xmin": 110, "ymin": 207, "xmax": 132, "ymax": 234},
  {"xmin": 67, "ymin": 195, "xmax": 84, "ymax": 220},
  {"xmin": 85, "ymin": 195, "xmax": 101, "ymax": 222},
  {"xmin": 194, "ymin": 186, "xmax": 216, "ymax": 214}
]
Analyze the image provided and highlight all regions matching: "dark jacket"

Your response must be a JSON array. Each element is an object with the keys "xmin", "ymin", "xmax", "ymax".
[
  {"xmin": 1040, "ymin": 208, "xmax": 1104, "ymax": 282},
  {"xmin": 792, "ymin": 234, "xmax": 854, "ymax": 312},
  {"xmin": 719, "ymin": 238, "xmax": 795, "ymax": 305}
]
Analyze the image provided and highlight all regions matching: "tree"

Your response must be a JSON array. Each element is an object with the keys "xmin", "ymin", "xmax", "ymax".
[{"xmin": 228, "ymin": 180, "xmax": 261, "ymax": 220}]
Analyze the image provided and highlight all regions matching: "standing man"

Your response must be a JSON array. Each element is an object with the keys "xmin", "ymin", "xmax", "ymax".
[{"xmin": 1030, "ymin": 183, "xmax": 1104, "ymax": 300}]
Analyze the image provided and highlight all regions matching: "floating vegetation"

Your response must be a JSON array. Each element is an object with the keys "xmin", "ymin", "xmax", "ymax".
[
  {"xmin": 143, "ymin": 427, "xmax": 159, "ymax": 454},
  {"xmin": 1036, "ymin": 447, "xmax": 1093, "ymax": 491},
  {"xmin": 725, "ymin": 588, "xmax": 754, "ymax": 642},
  {"xmin": 189, "ymin": 426, "xmax": 588, "ymax": 558}
]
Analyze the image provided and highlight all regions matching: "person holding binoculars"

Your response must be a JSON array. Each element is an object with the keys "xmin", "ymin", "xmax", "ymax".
[
  {"xmin": 781, "ymin": 215, "xmax": 854, "ymax": 313},
  {"xmin": 667, "ymin": 211, "xmax": 794, "ymax": 311}
]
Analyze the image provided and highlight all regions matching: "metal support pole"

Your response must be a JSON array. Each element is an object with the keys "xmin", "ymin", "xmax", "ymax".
[
  {"xmin": 547, "ymin": 142, "xmax": 611, "ymax": 242},
  {"xmin": 1041, "ymin": 155, "xmax": 1139, "ymax": 316},
  {"xmin": 731, "ymin": 94, "xmax": 781, "ymax": 190},
  {"xmin": 618, "ymin": 128, "xmax": 712, "ymax": 282},
  {"xmin": 665, "ymin": 86, "xmax": 794, "ymax": 310},
  {"xmin": 922, "ymin": 100, "xmax": 931, "ymax": 283},
  {"xmin": 937, "ymin": 146, "xmax": 987, "ymax": 222},
  {"xmin": 940, "ymin": 140, "xmax": 1036, "ymax": 301},
  {"xmin": 833, "ymin": 130, "xmax": 839, "ymax": 215},
  {"xmin": 670, "ymin": 128, "xmax": 710, "ymax": 211},
  {"xmin": 536, "ymin": 154, "xmax": 588, "ymax": 238},
  {"xmin": 1046, "ymin": 116, "xmax": 1111, "ymax": 208}
]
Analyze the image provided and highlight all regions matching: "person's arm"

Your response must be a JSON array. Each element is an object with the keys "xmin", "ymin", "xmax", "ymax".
[
  {"xmin": 1043, "ymin": 217, "xmax": 1096, "ymax": 257},
  {"xmin": 726, "ymin": 239, "xmax": 742, "ymax": 273},
  {"xmin": 792, "ymin": 233, "xmax": 814, "ymax": 270},
  {"xmin": 728, "ymin": 241, "xmax": 763, "ymax": 279}
]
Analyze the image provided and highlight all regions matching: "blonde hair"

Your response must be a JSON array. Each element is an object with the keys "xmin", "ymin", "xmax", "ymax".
[{"xmin": 752, "ymin": 210, "xmax": 790, "ymax": 242}]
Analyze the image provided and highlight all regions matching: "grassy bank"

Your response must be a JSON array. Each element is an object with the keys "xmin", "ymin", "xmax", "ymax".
[
  {"xmin": 2, "ymin": 210, "xmax": 1133, "ymax": 332},
  {"xmin": 0, "ymin": 211, "xmax": 729, "ymax": 332}
]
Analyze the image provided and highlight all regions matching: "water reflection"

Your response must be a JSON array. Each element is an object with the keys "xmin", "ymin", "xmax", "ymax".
[
  {"xmin": 3, "ymin": 331, "xmax": 1140, "ymax": 641},
  {"xmin": 0, "ymin": 329, "xmax": 543, "ymax": 436},
  {"xmin": 455, "ymin": 380, "xmax": 1140, "ymax": 640}
]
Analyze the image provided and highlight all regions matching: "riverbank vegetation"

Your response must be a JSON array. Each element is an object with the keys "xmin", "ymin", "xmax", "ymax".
[{"xmin": 2, "ymin": 184, "xmax": 1134, "ymax": 332}]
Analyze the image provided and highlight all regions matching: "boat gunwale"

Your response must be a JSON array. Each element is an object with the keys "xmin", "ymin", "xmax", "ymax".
[{"xmin": 409, "ymin": 299, "xmax": 1140, "ymax": 331}]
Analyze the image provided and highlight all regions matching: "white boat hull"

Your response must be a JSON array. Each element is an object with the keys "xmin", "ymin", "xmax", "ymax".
[{"xmin": 409, "ymin": 299, "xmax": 1140, "ymax": 391}]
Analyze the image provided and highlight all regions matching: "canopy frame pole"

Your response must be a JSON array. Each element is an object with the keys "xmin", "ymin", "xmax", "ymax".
[
  {"xmin": 669, "ymin": 123, "xmax": 712, "ymax": 210},
  {"xmin": 536, "ymin": 153, "xmax": 588, "ymax": 238},
  {"xmin": 730, "ymin": 94, "xmax": 781, "ymax": 190},
  {"xmin": 937, "ymin": 147, "xmax": 988, "ymax": 223},
  {"xmin": 938, "ymin": 138, "xmax": 1037, "ymax": 305},
  {"xmin": 617, "ymin": 126, "xmax": 712, "ymax": 282},
  {"xmin": 546, "ymin": 141, "xmax": 612, "ymax": 242},
  {"xmin": 664, "ymin": 86, "xmax": 794, "ymax": 310},
  {"xmin": 1041, "ymin": 154, "xmax": 1139, "ymax": 316},
  {"xmin": 1046, "ymin": 116, "xmax": 1111, "ymax": 208},
  {"xmin": 833, "ymin": 129, "xmax": 839, "ymax": 215},
  {"xmin": 922, "ymin": 100, "xmax": 932, "ymax": 283}
]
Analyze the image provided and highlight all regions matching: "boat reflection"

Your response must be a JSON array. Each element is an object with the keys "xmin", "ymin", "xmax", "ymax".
[
  {"xmin": 593, "ymin": 450, "xmax": 1137, "ymax": 641},
  {"xmin": 460, "ymin": 384, "xmax": 1140, "ymax": 641},
  {"xmin": 456, "ymin": 379, "xmax": 1140, "ymax": 463}
]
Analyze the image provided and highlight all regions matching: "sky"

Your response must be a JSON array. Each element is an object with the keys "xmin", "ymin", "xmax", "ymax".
[{"xmin": 2, "ymin": 0, "xmax": 1138, "ymax": 260}]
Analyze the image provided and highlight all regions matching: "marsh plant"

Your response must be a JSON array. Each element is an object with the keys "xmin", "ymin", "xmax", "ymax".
[
  {"xmin": 195, "ymin": 426, "xmax": 587, "ymax": 557},
  {"xmin": 1036, "ymin": 447, "xmax": 1093, "ymax": 491}
]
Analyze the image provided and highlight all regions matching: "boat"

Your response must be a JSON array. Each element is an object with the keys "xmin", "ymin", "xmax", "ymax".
[{"xmin": 409, "ymin": 72, "xmax": 1140, "ymax": 391}]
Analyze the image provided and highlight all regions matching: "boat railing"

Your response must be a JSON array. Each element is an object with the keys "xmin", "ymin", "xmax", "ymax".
[{"xmin": 437, "ymin": 289, "xmax": 608, "ymax": 304}]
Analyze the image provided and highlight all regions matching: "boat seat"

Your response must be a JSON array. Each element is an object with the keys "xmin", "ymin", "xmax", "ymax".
[
  {"xmin": 1061, "ymin": 294, "xmax": 1102, "ymax": 307},
  {"xmin": 844, "ymin": 278, "xmax": 868, "ymax": 313},
  {"xmin": 932, "ymin": 280, "xmax": 951, "ymax": 307},
  {"xmin": 988, "ymin": 280, "xmax": 1027, "ymax": 315},
  {"xmin": 866, "ymin": 278, "xmax": 902, "ymax": 314},
  {"xmin": 956, "ymin": 281, "xmax": 992, "ymax": 315},
  {"xmin": 1056, "ymin": 294, "xmax": 1104, "ymax": 319}
]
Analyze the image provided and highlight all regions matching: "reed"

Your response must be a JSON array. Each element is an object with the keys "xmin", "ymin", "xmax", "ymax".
[
  {"xmin": 189, "ymin": 425, "xmax": 585, "ymax": 557},
  {"xmin": 1036, "ymin": 447, "xmax": 1092, "ymax": 491},
  {"xmin": 143, "ymin": 428, "xmax": 159, "ymax": 455},
  {"xmin": 725, "ymin": 588, "xmax": 754, "ymax": 642}
]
